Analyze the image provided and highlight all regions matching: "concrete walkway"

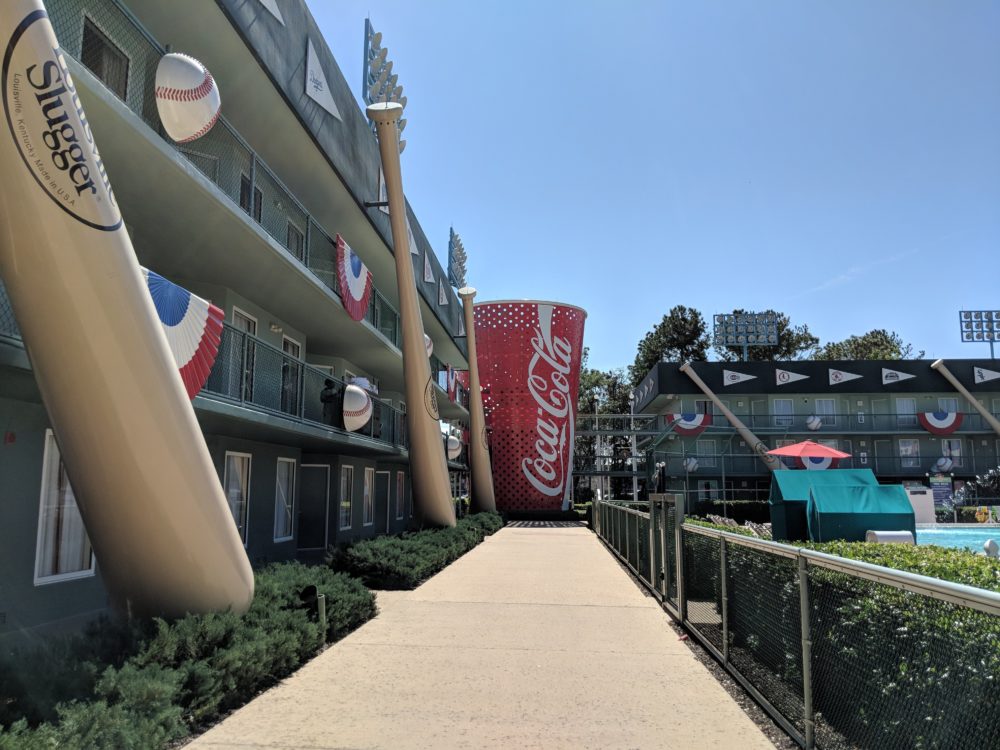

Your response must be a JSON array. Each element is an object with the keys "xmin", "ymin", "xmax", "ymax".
[{"xmin": 189, "ymin": 523, "xmax": 774, "ymax": 750}]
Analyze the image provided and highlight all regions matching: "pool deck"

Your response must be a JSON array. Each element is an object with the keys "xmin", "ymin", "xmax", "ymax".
[{"xmin": 187, "ymin": 523, "xmax": 775, "ymax": 750}]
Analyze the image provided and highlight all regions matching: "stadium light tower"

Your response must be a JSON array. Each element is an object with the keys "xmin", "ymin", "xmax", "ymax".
[
  {"xmin": 363, "ymin": 18, "xmax": 407, "ymax": 152},
  {"xmin": 959, "ymin": 310, "xmax": 1000, "ymax": 359},
  {"xmin": 713, "ymin": 312, "xmax": 779, "ymax": 361}
]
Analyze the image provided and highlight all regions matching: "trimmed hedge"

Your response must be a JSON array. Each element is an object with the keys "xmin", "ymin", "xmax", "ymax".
[
  {"xmin": 331, "ymin": 512, "xmax": 504, "ymax": 589},
  {"xmin": 0, "ymin": 563, "xmax": 375, "ymax": 749}
]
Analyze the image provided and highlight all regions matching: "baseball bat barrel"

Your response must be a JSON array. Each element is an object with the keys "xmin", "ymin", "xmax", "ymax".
[
  {"xmin": 457, "ymin": 286, "xmax": 496, "ymax": 513},
  {"xmin": 366, "ymin": 102, "xmax": 455, "ymax": 527},
  {"xmin": 679, "ymin": 362, "xmax": 781, "ymax": 471},
  {"xmin": 0, "ymin": 1, "xmax": 253, "ymax": 616},
  {"xmin": 931, "ymin": 359, "xmax": 1000, "ymax": 437}
]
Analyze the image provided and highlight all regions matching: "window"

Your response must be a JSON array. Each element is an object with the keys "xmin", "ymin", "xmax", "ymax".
[
  {"xmin": 81, "ymin": 17, "xmax": 129, "ymax": 101},
  {"xmin": 223, "ymin": 452, "xmax": 251, "ymax": 544},
  {"xmin": 819, "ymin": 439, "xmax": 840, "ymax": 451},
  {"xmin": 232, "ymin": 308, "xmax": 257, "ymax": 402},
  {"xmin": 281, "ymin": 336, "xmax": 301, "ymax": 415},
  {"xmin": 942, "ymin": 439, "xmax": 963, "ymax": 468},
  {"xmin": 898, "ymin": 439, "xmax": 920, "ymax": 468},
  {"xmin": 273, "ymin": 458, "xmax": 295, "ymax": 541},
  {"xmin": 938, "ymin": 397, "xmax": 959, "ymax": 414},
  {"xmin": 286, "ymin": 222, "xmax": 305, "ymax": 261},
  {"xmin": 240, "ymin": 174, "xmax": 262, "ymax": 222},
  {"xmin": 772, "ymin": 399, "xmax": 794, "ymax": 427},
  {"xmin": 694, "ymin": 399, "xmax": 713, "ymax": 416},
  {"xmin": 34, "ymin": 431, "xmax": 94, "ymax": 584},
  {"xmin": 363, "ymin": 468, "xmax": 374, "ymax": 526},
  {"xmin": 339, "ymin": 465, "xmax": 353, "ymax": 529},
  {"xmin": 696, "ymin": 439, "xmax": 717, "ymax": 468},
  {"xmin": 395, "ymin": 471, "xmax": 405, "ymax": 520},
  {"xmin": 775, "ymin": 438, "xmax": 798, "ymax": 469},
  {"xmin": 895, "ymin": 398, "xmax": 917, "ymax": 427},
  {"xmin": 814, "ymin": 398, "xmax": 837, "ymax": 427}
]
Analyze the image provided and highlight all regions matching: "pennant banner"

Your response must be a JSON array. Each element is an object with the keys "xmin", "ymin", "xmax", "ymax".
[
  {"xmin": 829, "ymin": 368, "xmax": 862, "ymax": 386},
  {"xmin": 723, "ymin": 370, "xmax": 757, "ymax": 386},
  {"xmin": 257, "ymin": 0, "xmax": 284, "ymax": 23},
  {"xmin": 974, "ymin": 366, "xmax": 1000, "ymax": 384},
  {"xmin": 336, "ymin": 234, "xmax": 373, "ymax": 321},
  {"xmin": 882, "ymin": 368, "xmax": 915, "ymax": 385},
  {"xmin": 776, "ymin": 369, "xmax": 808, "ymax": 386},
  {"xmin": 668, "ymin": 412, "xmax": 712, "ymax": 437},
  {"xmin": 305, "ymin": 39, "xmax": 341, "ymax": 119},
  {"xmin": 141, "ymin": 268, "xmax": 224, "ymax": 399},
  {"xmin": 799, "ymin": 455, "xmax": 839, "ymax": 471},
  {"xmin": 918, "ymin": 411, "xmax": 964, "ymax": 436}
]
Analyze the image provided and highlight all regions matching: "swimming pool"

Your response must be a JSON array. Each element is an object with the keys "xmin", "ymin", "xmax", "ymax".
[{"xmin": 916, "ymin": 526, "xmax": 1000, "ymax": 551}]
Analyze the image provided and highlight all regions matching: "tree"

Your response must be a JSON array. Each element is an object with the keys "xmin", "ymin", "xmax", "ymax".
[
  {"xmin": 629, "ymin": 305, "xmax": 709, "ymax": 385},
  {"xmin": 813, "ymin": 329, "xmax": 924, "ymax": 360},
  {"xmin": 713, "ymin": 309, "xmax": 818, "ymax": 362}
]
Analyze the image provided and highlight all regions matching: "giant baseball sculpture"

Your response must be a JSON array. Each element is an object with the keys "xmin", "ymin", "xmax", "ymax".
[
  {"xmin": 367, "ymin": 101, "xmax": 455, "ymax": 527},
  {"xmin": 458, "ymin": 286, "xmax": 496, "ymax": 513},
  {"xmin": 0, "ymin": 1, "xmax": 253, "ymax": 616}
]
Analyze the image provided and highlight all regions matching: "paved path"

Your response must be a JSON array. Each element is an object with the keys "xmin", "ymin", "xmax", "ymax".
[{"xmin": 189, "ymin": 523, "xmax": 774, "ymax": 750}]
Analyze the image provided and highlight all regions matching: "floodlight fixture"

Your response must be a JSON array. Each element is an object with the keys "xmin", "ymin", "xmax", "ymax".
[
  {"xmin": 959, "ymin": 310, "xmax": 1000, "ymax": 358},
  {"xmin": 713, "ymin": 311, "xmax": 780, "ymax": 361},
  {"xmin": 363, "ymin": 18, "xmax": 407, "ymax": 153}
]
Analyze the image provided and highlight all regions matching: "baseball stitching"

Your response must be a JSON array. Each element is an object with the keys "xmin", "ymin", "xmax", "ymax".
[
  {"xmin": 344, "ymin": 405, "xmax": 372, "ymax": 418},
  {"xmin": 178, "ymin": 109, "xmax": 220, "ymax": 143},
  {"xmin": 155, "ymin": 70, "xmax": 216, "ymax": 103}
]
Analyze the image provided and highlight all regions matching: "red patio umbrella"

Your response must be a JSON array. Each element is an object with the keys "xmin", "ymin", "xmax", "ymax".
[{"xmin": 766, "ymin": 440, "xmax": 851, "ymax": 459}]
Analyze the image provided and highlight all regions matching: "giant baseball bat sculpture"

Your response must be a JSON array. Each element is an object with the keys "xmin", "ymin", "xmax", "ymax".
[
  {"xmin": 458, "ymin": 286, "xmax": 497, "ymax": 513},
  {"xmin": 367, "ymin": 102, "xmax": 455, "ymax": 526},
  {"xmin": 931, "ymin": 359, "xmax": 1000, "ymax": 437},
  {"xmin": 679, "ymin": 362, "xmax": 781, "ymax": 471},
  {"xmin": 0, "ymin": 1, "xmax": 253, "ymax": 616}
]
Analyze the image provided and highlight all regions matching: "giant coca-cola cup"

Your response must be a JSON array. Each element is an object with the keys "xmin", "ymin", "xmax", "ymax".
[{"xmin": 474, "ymin": 300, "xmax": 587, "ymax": 512}]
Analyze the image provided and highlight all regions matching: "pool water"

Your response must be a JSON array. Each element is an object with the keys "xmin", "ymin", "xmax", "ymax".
[{"xmin": 916, "ymin": 527, "xmax": 1000, "ymax": 551}]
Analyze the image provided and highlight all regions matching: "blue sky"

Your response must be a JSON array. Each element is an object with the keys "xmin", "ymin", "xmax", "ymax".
[{"xmin": 310, "ymin": 1, "xmax": 1000, "ymax": 372}]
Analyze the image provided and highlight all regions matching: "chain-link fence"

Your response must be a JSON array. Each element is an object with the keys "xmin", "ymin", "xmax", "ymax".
[
  {"xmin": 594, "ymin": 497, "xmax": 1000, "ymax": 749},
  {"xmin": 0, "ymin": 279, "xmax": 21, "ymax": 341},
  {"xmin": 46, "ymin": 0, "xmax": 404, "ymax": 348},
  {"xmin": 202, "ymin": 323, "xmax": 407, "ymax": 449}
]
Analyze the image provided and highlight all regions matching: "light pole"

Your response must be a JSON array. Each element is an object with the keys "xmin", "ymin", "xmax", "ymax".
[{"xmin": 629, "ymin": 391, "xmax": 639, "ymax": 503}]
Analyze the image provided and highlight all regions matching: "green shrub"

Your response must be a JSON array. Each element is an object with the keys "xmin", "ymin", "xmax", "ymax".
[
  {"xmin": 0, "ymin": 562, "xmax": 376, "ymax": 748},
  {"xmin": 333, "ymin": 512, "xmax": 503, "ymax": 589}
]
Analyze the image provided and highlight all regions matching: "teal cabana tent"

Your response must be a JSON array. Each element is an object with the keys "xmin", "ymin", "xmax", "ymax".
[
  {"xmin": 807, "ymin": 484, "xmax": 915, "ymax": 542},
  {"xmin": 769, "ymin": 469, "xmax": 879, "ymax": 542}
]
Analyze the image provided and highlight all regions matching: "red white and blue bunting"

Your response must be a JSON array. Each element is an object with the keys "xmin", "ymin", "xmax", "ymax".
[
  {"xmin": 918, "ymin": 411, "xmax": 964, "ymax": 436},
  {"xmin": 668, "ymin": 412, "xmax": 712, "ymax": 437},
  {"xmin": 336, "ymin": 234, "xmax": 373, "ymax": 322},
  {"xmin": 799, "ymin": 456, "xmax": 839, "ymax": 470},
  {"xmin": 141, "ymin": 268, "xmax": 224, "ymax": 399}
]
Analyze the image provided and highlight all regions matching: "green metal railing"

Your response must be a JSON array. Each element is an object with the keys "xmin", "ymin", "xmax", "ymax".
[
  {"xmin": 47, "ymin": 0, "xmax": 404, "ymax": 350},
  {"xmin": 203, "ymin": 323, "xmax": 407, "ymax": 449},
  {"xmin": 595, "ymin": 497, "xmax": 1000, "ymax": 749}
]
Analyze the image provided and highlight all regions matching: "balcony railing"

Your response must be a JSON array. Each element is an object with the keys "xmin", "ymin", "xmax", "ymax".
[
  {"xmin": 428, "ymin": 354, "xmax": 470, "ymax": 409},
  {"xmin": 646, "ymin": 451, "xmax": 989, "ymax": 477},
  {"xmin": 47, "ymin": 0, "xmax": 403, "ymax": 349},
  {"xmin": 202, "ymin": 323, "xmax": 408, "ymax": 449}
]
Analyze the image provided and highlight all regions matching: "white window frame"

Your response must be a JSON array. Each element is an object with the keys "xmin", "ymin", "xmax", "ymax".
[
  {"xmin": 363, "ymin": 467, "xmax": 375, "ymax": 526},
  {"xmin": 772, "ymin": 398, "xmax": 794, "ymax": 427},
  {"xmin": 232, "ymin": 306, "xmax": 258, "ymax": 335},
  {"xmin": 282, "ymin": 335, "xmax": 302, "ymax": 359},
  {"xmin": 33, "ymin": 430, "xmax": 95, "ymax": 585},
  {"xmin": 696, "ymin": 439, "xmax": 717, "ymax": 468},
  {"xmin": 339, "ymin": 465, "xmax": 354, "ymax": 530},
  {"xmin": 272, "ymin": 458, "xmax": 296, "ymax": 542},
  {"xmin": 694, "ymin": 399, "xmax": 713, "ymax": 416},
  {"xmin": 814, "ymin": 398, "xmax": 837, "ymax": 427},
  {"xmin": 895, "ymin": 398, "xmax": 917, "ymax": 427},
  {"xmin": 395, "ymin": 471, "xmax": 405, "ymax": 520},
  {"xmin": 941, "ymin": 438, "xmax": 963, "ymax": 468},
  {"xmin": 223, "ymin": 451, "xmax": 252, "ymax": 546},
  {"xmin": 937, "ymin": 397, "xmax": 958, "ymax": 414},
  {"xmin": 898, "ymin": 439, "xmax": 920, "ymax": 468}
]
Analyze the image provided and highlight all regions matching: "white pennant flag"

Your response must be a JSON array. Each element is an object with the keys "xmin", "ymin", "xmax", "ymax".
[
  {"xmin": 882, "ymin": 368, "xmax": 915, "ymax": 384},
  {"xmin": 305, "ymin": 40, "xmax": 342, "ymax": 120},
  {"xmin": 723, "ymin": 370, "xmax": 757, "ymax": 386},
  {"xmin": 974, "ymin": 366, "xmax": 1000, "ymax": 384},
  {"xmin": 257, "ymin": 0, "xmax": 284, "ymax": 24},
  {"xmin": 829, "ymin": 368, "xmax": 863, "ymax": 386},
  {"xmin": 776, "ymin": 369, "xmax": 809, "ymax": 386}
]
